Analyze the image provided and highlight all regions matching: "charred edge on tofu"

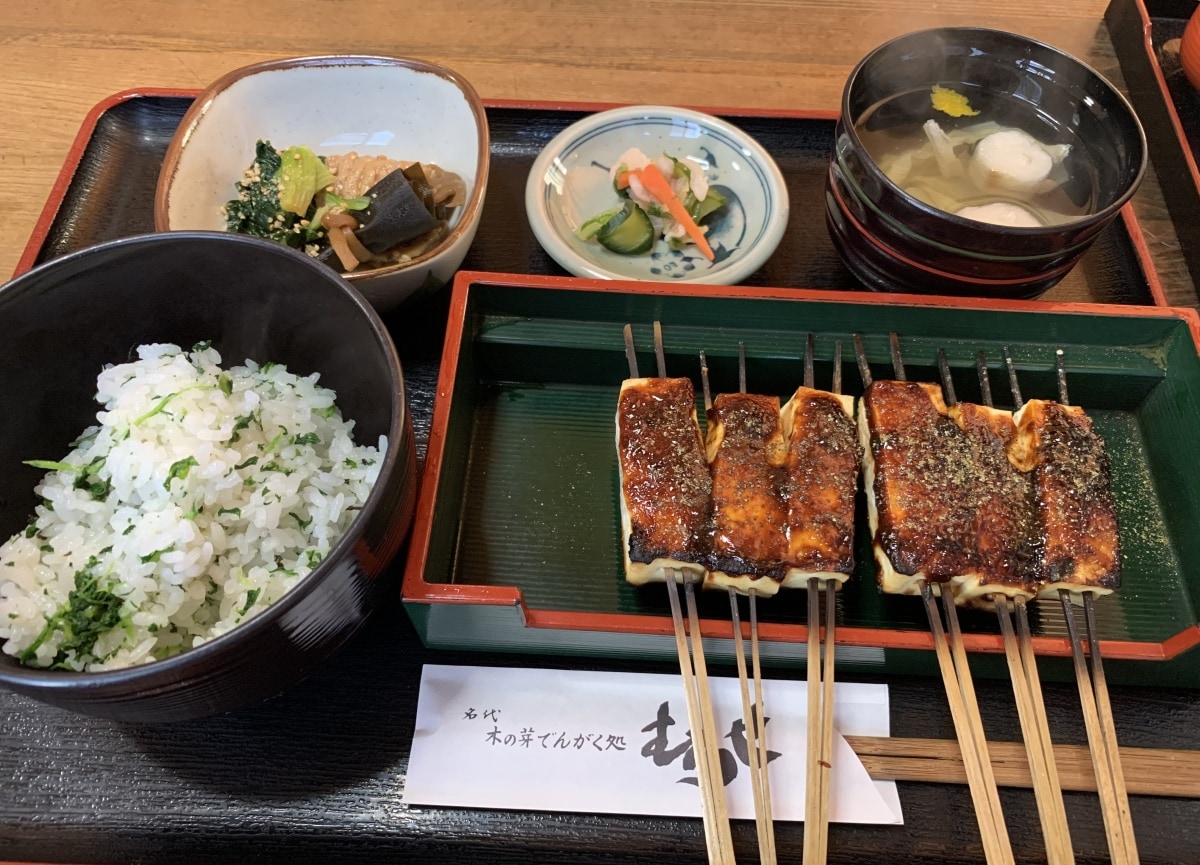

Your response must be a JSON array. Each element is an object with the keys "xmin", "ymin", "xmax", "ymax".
[
  {"xmin": 706, "ymin": 393, "xmax": 790, "ymax": 581},
  {"xmin": 865, "ymin": 381, "xmax": 981, "ymax": 582},
  {"xmin": 949, "ymin": 403, "xmax": 1042, "ymax": 595},
  {"xmin": 618, "ymin": 379, "xmax": 713, "ymax": 569},
  {"xmin": 864, "ymin": 382, "xmax": 1120, "ymax": 595},
  {"xmin": 1022, "ymin": 402, "xmax": 1121, "ymax": 591},
  {"xmin": 782, "ymin": 390, "xmax": 861, "ymax": 576}
]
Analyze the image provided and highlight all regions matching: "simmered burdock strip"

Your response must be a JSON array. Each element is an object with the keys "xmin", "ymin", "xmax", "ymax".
[
  {"xmin": 945, "ymin": 401, "xmax": 1040, "ymax": 607},
  {"xmin": 703, "ymin": 392, "xmax": 789, "ymax": 597},
  {"xmin": 1009, "ymin": 399, "xmax": 1121, "ymax": 598},
  {"xmin": 616, "ymin": 376, "xmax": 712, "ymax": 585},
  {"xmin": 858, "ymin": 380, "xmax": 980, "ymax": 595},
  {"xmin": 779, "ymin": 385, "xmax": 860, "ymax": 589}
]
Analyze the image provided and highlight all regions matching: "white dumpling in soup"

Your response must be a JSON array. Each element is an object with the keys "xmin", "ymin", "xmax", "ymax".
[
  {"xmin": 957, "ymin": 201, "xmax": 1042, "ymax": 227},
  {"xmin": 968, "ymin": 129, "xmax": 1068, "ymax": 195}
]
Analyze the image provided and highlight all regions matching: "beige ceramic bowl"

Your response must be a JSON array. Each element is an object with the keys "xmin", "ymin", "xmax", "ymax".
[{"xmin": 154, "ymin": 55, "xmax": 490, "ymax": 311}]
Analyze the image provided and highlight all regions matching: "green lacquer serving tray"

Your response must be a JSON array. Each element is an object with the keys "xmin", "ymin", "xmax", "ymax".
[{"xmin": 402, "ymin": 271, "xmax": 1200, "ymax": 686}]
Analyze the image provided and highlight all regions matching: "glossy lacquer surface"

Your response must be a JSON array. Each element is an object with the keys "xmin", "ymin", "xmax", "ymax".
[
  {"xmin": 25, "ymin": 97, "xmax": 1164, "ymax": 306},
  {"xmin": 2, "ymin": 95, "xmax": 1200, "ymax": 865},
  {"xmin": 0, "ymin": 233, "xmax": 415, "ymax": 721},
  {"xmin": 405, "ymin": 276, "xmax": 1200, "ymax": 679}
]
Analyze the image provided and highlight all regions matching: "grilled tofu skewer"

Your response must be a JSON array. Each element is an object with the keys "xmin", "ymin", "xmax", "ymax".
[
  {"xmin": 802, "ymin": 335, "xmax": 824, "ymax": 865},
  {"xmin": 791, "ymin": 336, "xmax": 856, "ymax": 865},
  {"xmin": 702, "ymin": 343, "xmax": 777, "ymax": 865},
  {"xmin": 937, "ymin": 350, "xmax": 1040, "ymax": 610},
  {"xmin": 616, "ymin": 335, "xmax": 711, "ymax": 589},
  {"xmin": 941, "ymin": 349, "xmax": 1074, "ymax": 865},
  {"xmin": 856, "ymin": 333, "xmax": 1014, "ymax": 865},
  {"xmin": 702, "ymin": 335, "xmax": 860, "ymax": 865},
  {"xmin": 1005, "ymin": 347, "xmax": 1136, "ymax": 865},
  {"xmin": 704, "ymin": 343, "xmax": 789, "ymax": 598},
  {"xmin": 618, "ymin": 323, "xmax": 734, "ymax": 865}
]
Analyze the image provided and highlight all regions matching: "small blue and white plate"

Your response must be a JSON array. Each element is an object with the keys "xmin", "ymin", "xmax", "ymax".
[{"xmin": 525, "ymin": 105, "xmax": 789, "ymax": 284}]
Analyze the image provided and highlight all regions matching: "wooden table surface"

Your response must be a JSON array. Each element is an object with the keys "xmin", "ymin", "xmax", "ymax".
[
  {"xmin": 3, "ymin": 2, "xmax": 1200, "ymax": 864},
  {"xmin": 0, "ymin": 0, "xmax": 1192, "ymax": 298}
]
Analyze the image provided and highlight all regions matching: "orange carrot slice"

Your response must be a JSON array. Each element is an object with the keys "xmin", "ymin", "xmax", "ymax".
[
  {"xmin": 615, "ymin": 170, "xmax": 633, "ymax": 190},
  {"xmin": 633, "ymin": 163, "xmax": 715, "ymax": 261}
]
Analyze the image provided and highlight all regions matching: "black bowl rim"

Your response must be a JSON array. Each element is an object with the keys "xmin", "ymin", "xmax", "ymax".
[
  {"xmin": 839, "ymin": 26, "xmax": 1149, "ymax": 236},
  {"xmin": 0, "ymin": 230, "xmax": 407, "ymax": 693}
]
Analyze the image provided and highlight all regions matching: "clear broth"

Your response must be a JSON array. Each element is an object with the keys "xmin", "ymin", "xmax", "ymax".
[{"xmin": 854, "ymin": 86, "xmax": 1100, "ymax": 227}]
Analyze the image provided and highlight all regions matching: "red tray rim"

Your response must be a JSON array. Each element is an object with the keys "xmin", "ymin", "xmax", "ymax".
[
  {"xmin": 15, "ymin": 87, "xmax": 1191, "ymax": 660},
  {"xmin": 12, "ymin": 88, "xmax": 1170, "ymax": 308},
  {"xmin": 400, "ymin": 269, "xmax": 1200, "ymax": 662},
  {"xmin": 1122, "ymin": 0, "xmax": 1200, "ymax": 214}
]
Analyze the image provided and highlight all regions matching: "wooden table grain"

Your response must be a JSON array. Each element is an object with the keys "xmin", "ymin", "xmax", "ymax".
[
  {"xmin": 0, "ymin": 0, "xmax": 1192, "ymax": 301},
  {"xmin": 2, "ymin": 3, "xmax": 1200, "ymax": 865}
]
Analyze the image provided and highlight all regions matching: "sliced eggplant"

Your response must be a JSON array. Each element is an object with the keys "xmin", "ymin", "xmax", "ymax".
[
  {"xmin": 355, "ymin": 168, "xmax": 441, "ymax": 253},
  {"xmin": 317, "ymin": 166, "xmax": 445, "ymax": 271}
]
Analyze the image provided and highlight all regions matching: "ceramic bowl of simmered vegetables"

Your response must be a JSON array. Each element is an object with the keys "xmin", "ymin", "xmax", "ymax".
[
  {"xmin": 154, "ymin": 55, "xmax": 490, "ymax": 311},
  {"xmin": 525, "ymin": 105, "xmax": 789, "ymax": 284}
]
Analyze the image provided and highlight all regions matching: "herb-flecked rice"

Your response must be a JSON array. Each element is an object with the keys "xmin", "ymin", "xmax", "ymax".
[{"xmin": 0, "ymin": 343, "xmax": 385, "ymax": 671}]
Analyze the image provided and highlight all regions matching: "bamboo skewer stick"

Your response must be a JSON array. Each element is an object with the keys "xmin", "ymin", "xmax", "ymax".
[
  {"xmin": 854, "ymin": 333, "xmax": 1012, "ymax": 863},
  {"xmin": 966, "ymin": 349, "xmax": 1074, "ymax": 865},
  {"xmin": 804, "ymin": 336, "xmax": 843, "ymax": 865},
  {"xmin": 749, "ymin": 596, "xmax": 773, "ymax": 837},
  {"xmin": 1062, "ymin": 595, "xmax": 1133, "ymax": 865},
  {"xmin": 1084, "ymin": 592, "xmax": 1137, "ymax": 863},
  {"xmin": 666, "ymin": 568, "xmax": 728, "ymax": 863},
  {"xmin": 707, "ymin": 343, "xmax": 775, "ymax": 865},
  {"xmin": 940, "ymin": 588, "xmax": 1016, "ymax": 865},
  {"xmin": 1006, "ymin": 345, "xmax": 1139, "ymax": 865},
  {"xmin": 730, "ymin": 592, "xmax": 775, "ymax": 864},
  {"xmin": 1014, "ymin": 595, "xmax": 1061, "ymax": 801},
  {"xmin": 1057, "ymin": 350, "xmax": 1138, "ymax": 865},
  {"xmin": 859, "ymin": 334, "xmax": 1013, "ymax": 865},
  {"xmin": 626, "ymin": 323, "xmax": 735, "ymax": 865},
  {"xmin": 924, "ymin": 584, "xmax": 1014, "ymax": 865},
  {"xmin": 997, "ymin": 598, "xmax": 1075, "ymax": 865},
  {"xmin": 801, "ymin": 333, "xmax": 827, "ymax": 865},
  {"xmin": 804, "ymin": 581, "xmax": 824, "ymax": 865},
  {"xmin": 684, "ymin": 573, "xmax": 736, "ymax": 863},
  {"xmin": 817, "ymin": 576, "xmax": 836, "ymax": 865}
]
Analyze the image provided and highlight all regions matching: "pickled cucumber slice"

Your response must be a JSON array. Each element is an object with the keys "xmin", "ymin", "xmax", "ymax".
[{"xmin": 596, "ymin": 201, "xmax": 654, "ymax": 255}]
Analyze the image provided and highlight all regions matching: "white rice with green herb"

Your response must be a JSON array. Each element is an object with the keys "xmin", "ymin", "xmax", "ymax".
[{"xmin": 0, "ymin": 343, "xmax": 384, "ymax": 671}]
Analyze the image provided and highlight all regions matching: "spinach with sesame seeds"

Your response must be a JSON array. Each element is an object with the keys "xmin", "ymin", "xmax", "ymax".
[{"xmin": 223, "ymin": 141, "xmax": 306, "ymax": 248}]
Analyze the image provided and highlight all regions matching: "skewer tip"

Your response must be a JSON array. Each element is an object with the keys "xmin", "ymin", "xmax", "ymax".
[
  {"xmin": 853, "ymin": 333, "xmax": 873, "ymax": 388},
  {"xmin": 623, "ymin": 324, "xmax": 640, "ymax": 379},
  {"xmin": 937, "ymin": 348, "xmax": 957, "ymax": 407},
  {"xmin": 652, "ymin": 321, "xmax": 667, "ymax": 378},
  {"xmin": 738, "ymin": 341, "xmax": 748, "ymax": 395},
  {"xmin": 804, "ymin": 333, "xmax": 815, "ymax": 390},
  {"xmin": 1055, "ymin": 348, "xmax": 1070, "ymax": 406},
  {"xmin": 1002, "ymin": 345, "xmax": 1024, "ymax": 409},
  {"xmin": 975, "ymin": 351, "xmax": 994, "ymax": 409},
  {"xmin": 889, "ymin": 332, "xmax": 906, "ymax": 382},
  {"xmin": 832, "ymin": 339, "xmax": 844, "ymax": 396}
]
